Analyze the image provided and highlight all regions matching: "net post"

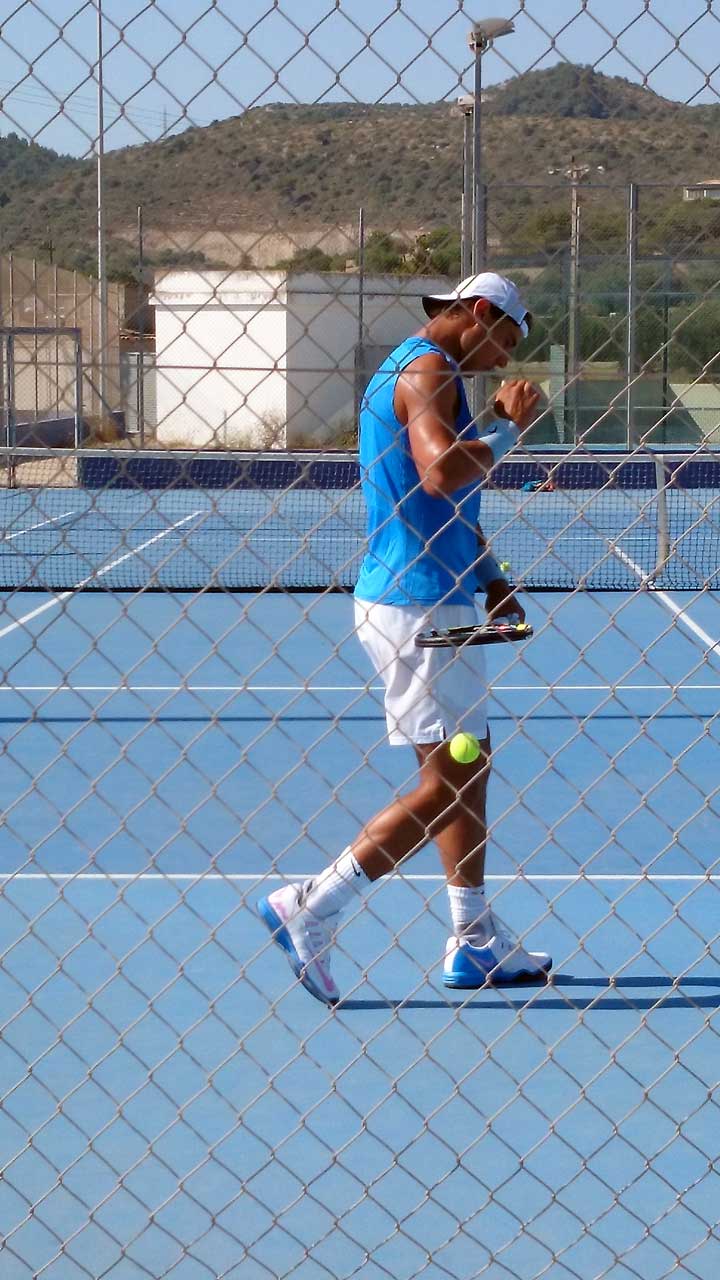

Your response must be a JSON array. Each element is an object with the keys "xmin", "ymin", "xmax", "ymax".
[{"xmin": 652, "ymin": 452, "xmax": 670, "ymax": 582}]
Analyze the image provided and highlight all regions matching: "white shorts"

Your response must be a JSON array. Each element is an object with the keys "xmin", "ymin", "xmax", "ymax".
[{"xmin": 354, "ymin": 599, "xmax": 488, "ymax": 747}]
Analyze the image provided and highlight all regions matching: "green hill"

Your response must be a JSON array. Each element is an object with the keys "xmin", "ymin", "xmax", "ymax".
[
  {"xmin": 1, "ymin": 64, "xmax": 719, "ymax": 276},
  {"xmin": 487, "ymin": 63, "xmax": 679, "ymax": 119}
]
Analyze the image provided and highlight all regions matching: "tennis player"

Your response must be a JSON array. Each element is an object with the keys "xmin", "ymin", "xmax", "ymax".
[{"xmin": 259, "ymin": 272, "xmax": 552, "ymax": 1004}]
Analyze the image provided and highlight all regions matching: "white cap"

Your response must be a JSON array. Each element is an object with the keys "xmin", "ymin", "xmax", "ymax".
[{"xmin": 422, "ymin": 271, "xmax": 530, "ymax": 338}]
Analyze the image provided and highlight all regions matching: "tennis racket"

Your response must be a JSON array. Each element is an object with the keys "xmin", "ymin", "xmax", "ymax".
[{"xmin": 415, "ymin": 620, "xmax": 533, "ymax": 649}]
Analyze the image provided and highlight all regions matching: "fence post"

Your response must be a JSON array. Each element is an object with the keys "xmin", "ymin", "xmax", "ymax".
[
  {"xmin": 74, "ymin": 331, "xmax": 83, "ymax": 448},
  {"xmin": 626, "ymin": 182, "xmax": 639, "ymax": 449},
  {"xmin": 354, "ymin": 206, "xmax": 365, "ymax": 429},
  {"xmin": 138, "ymin": 204, "xmax": 145, "ymax": 447}
]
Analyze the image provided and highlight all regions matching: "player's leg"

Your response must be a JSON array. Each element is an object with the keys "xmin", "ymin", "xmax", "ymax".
[
  {"xmin": 433, "ymin": 739, "xmax": 489, "ymax": 888},
  {"xmin": 430, "ymin": 734, "xmax": 552, "ymax": 987},
  {"xmin": 345, "ymin": 737, "xmax": 487, "ymax": 878},
  {"xmin": 432, "ymin": 736, "xmax": 492, "ymax": 941},
  {"xmin": 258, "ymin": 598, "xmax": 548, "ymax": 1001},
  {"xmin": 258, "ymin": 598, "xmax": 461, "ymax": 1003},
  {"xmin": 256, "ymin": 740, "xmax": 485, "ymax": 1005}
]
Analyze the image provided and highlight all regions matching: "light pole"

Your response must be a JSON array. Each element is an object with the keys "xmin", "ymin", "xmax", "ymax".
[
  {"xmin": 467, "ymin": 19, "xmax": 514, "ymax": 276},
  {"xmin": 547, "ymin": 155, "xmax": 605, "ymax": 442},
  {"xmin": 466, "ymin": 19, "xmax": 514, "ymax": 419},
  {"xmin": 453, "ymin": 95, "xmax": 474, "ymax": 278}
]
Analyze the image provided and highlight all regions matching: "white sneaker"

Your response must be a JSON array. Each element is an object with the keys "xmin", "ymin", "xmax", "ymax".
[
  {"xmin": 258, "ymin": 881, "xmax": 340, "ymax": 1005},
  {"xmin": 444, "ymin": 924, "xmax": 551, "ymax": 988}
]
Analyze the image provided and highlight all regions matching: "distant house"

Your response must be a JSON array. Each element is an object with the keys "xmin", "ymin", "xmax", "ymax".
[{"xmin": 683, "ymin": 179, "xmax": 720, "ymax": 202}]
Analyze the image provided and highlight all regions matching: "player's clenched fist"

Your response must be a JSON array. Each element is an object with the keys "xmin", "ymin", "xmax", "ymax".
[{"xmin": 493, "ymin": 378, "xmax": 541, "ymax": 431}]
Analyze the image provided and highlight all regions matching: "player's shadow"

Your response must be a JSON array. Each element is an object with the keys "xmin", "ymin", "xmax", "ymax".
[{"xmin": 337, "ymin": 974, "xmax": 720, "ymax": 1012}]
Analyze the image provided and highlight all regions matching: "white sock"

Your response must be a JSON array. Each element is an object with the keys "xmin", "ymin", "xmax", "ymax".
[
  {"xmin": 304, "ymin": 848, "xmax": 370, "ymax": 919},
  {"xmin": 447, "ymin": 883, "xmax": 493, "ymax": 944}
]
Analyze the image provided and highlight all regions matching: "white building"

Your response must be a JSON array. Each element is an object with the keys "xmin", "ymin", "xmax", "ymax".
[
  {"xmin": 682, "ymin": 179, "xmax": 720, "ymax": 202},
  {"xmin": 150, "ymin": 270, "xmax": 449, "ymax": 447}
]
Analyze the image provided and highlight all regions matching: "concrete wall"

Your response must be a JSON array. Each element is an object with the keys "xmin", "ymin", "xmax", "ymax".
[
  {"xmin": 285, "ymin": 272, "xmax": 446, "ymax": 442},
  {"xmin": 118, "ymin": 225, "xmax": 422, "ymax": 269},
  {"xmin": 151, "ymin": 272, "xmax": 289, "ymax": 447},
  {"xmin": 151, "ymin": 269, "xmax": 448, "ymax": 446}
]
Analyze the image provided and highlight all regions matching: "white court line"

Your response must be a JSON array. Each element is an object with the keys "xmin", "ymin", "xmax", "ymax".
[
  {"xmin": 0, "ymin": 682, "xmax": 718, "ymax": 694},
  {"xmin": 612, "ymin": 544, "xmax": 720, "ymax": 651},
  {"xmin": 3, "ymin": 511, "xmax": 77, "ymax": 540},
  {"xmin": 0, "ymin": 511, "xmax": 202, "ymax": 640},
  {"xmin": 1, "ymin": 872, "xmax": 715, "ymax": 883}
]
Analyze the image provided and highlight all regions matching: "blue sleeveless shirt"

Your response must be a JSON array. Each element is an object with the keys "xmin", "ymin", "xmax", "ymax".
[{"xmin": 354, "ymin": 336, "xmax": 482, "ymax": 606}]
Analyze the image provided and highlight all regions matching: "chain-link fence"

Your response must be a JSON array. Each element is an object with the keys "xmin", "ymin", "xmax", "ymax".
[
  {"xmin": 0, "ymin": 256, "xmax": 123, "ymax": 438},
  {"xmin": 1, "ymin": 3, "xmax": 720, "ymax": 1278}
]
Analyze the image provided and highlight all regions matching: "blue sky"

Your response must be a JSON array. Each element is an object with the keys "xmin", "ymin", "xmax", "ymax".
[{"xmin": 1, "ymin": 0, "xmax": 719, "ymax": 157}]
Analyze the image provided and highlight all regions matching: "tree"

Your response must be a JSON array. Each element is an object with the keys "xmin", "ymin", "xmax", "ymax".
[
  {"xmin": 275, "ymin": 246, "xmax": 335, "ymax": 272},
  {"xmin": 633, "ymin": 306, "xmax": 665, "ymax": 368},
  {"xmin": 363, "ymin": 231, "xmax": 408, "ymax": 274},
  {"xmin": 646, "ymin": 203, "xmax": 720, "ymax": 255},
  {"xmin": 522, "ymin": 265, "xmax": 566, "ymax": 314},
  {"xmin": 511, "ymin": 205, "xmax": 571, "ymax": 252},
  {"xmin": 406, "ymin": 227, "xmax": 461, "ymax": 277},
  {"xmin": 579, "ymin": 312, "xmax": 623, "ymax": 364},
  {"xmin": 671, "ymin": 299, "xmax": 720, "ymax": 373}
]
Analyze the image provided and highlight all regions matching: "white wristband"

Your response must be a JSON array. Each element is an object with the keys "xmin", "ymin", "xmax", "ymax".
[{"xmin": 482, "ymin": 421, "xmax": 520, "ymax": 464}]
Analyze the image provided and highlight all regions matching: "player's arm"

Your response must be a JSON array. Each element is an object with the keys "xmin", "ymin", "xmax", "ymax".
[
  {"xmin": 397, "ymin": 362, "xmax": 540, "ymax": 497},
  {"xmin": 475, "ymin": 523, "xmax": 525, "ymax": 623}
]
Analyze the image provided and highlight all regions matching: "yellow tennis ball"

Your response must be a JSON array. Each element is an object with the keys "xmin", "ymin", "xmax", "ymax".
[
  {"xmin": 449, "ymin": 732, "xmax": 481, "ymax": 765},
  {"xmin": 500, "ymin": 561, "xmax": 512, "ymax": 573}
]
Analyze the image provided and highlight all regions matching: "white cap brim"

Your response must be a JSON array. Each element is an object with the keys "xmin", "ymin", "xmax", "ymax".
[{"xmin": 422, "ymin": 271, "xmax": 529, "ymax": 339}]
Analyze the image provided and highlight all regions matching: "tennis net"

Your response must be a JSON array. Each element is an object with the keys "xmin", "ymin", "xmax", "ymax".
[{"xmin": 0, "ymin": 446, "xmax": 717, "ymax": 592}]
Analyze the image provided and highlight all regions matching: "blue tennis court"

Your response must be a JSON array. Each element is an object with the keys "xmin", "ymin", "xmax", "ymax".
[{"xmin": 0, "ymin": 579, "xmax": 718, "ymax": 1278}]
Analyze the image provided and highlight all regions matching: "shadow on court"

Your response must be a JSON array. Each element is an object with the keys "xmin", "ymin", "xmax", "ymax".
[{"xmin": 337, "ymin": 973, "xmax": 720, "ymax": 1012}]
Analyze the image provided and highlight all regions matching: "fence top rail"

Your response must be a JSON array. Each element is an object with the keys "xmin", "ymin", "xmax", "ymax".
[{"xmin": 0, "ymin": 326, "xmax": 82, "ymax": 339}]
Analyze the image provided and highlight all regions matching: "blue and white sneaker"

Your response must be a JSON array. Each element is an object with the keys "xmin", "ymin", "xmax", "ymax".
[
  {"xmin": 443, "ymin": 928, "xmax": 552, "ymax": 988},
  {"xmin": 258, "ymin": 881, "xmax": 340, "ymax": 1006}
]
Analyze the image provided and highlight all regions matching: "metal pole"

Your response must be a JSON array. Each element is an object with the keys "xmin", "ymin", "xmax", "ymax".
[
  {"xmin": 74, "ymin": 333, "xmax": 83, "ymax": 449},
  {"xmin": 355, "ymin": 206, "xmax": 366, "ymax": 429},
  {"xmin": 358, "ymin": 206, "xmax": 365, "ymax": 347},
  {"xmin": 4, "ymin": 333, "xmax": 14, "ymax": 446},
  {"xmin": 626, "ymin": 182, "xmax": 638, "ymax": 449},
  {"xmin": 471, "ymin": 39, "xmax": 484, "ymax": 274},
  {"xmin": 6, "ymin": 331, "xmax": 16, "ymax": 487},
  {"xmin": 33, "ymin": 256, "xmax": 39, "ymax": 429},
  {"xmin": 568, "ymin": 178, "xmax": 581, "ymax": 443},
  {"xmin": 662, "ymin": 269, "xmax": 670, "ymax": 426},
  {"xmin": 54, "ymin": 263, "xmax": 59, "ymax": 417},
  {"xmin": 137, "ymin": 204, "xmax": 145, "ymax": 446},
  {"xmin": 461, "ymin": 110, "xmax": 472, "ymax": 278},
  {"xmin": 471, "ymin": 45, "xmax": 485, "ymax": 421},
  {"xmin": 96, "ymin": 0, "xmax": 108, "ymax": 421}
]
